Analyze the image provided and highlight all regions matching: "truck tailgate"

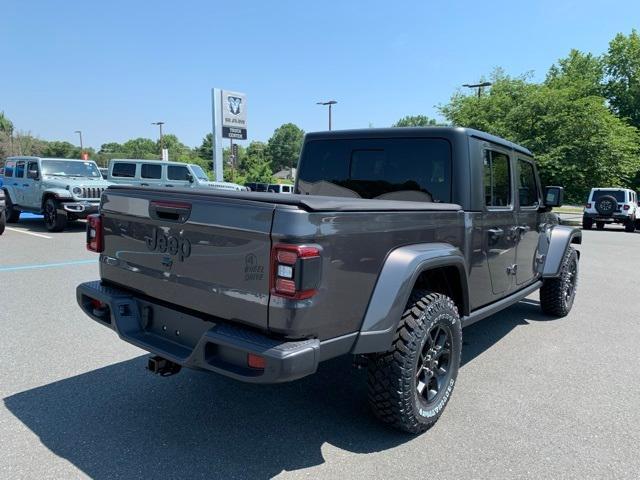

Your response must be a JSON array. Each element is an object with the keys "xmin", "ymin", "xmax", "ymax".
[{"xmin": 99, "ymin": 187, "xmax": 275, "ymax": 330}]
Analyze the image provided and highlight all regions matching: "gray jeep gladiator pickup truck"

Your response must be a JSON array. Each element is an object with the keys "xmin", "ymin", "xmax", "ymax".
[{"xmin": 77, "ymin": 127, "xmax": 581, "ymax": 433}]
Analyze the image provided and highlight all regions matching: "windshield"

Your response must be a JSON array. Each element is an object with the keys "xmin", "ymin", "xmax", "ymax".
[
  {"xmin": 41, "ymin": 160, "xmax": 101, "ymax": 178},
  {"xmin": 190, "ymin": 165, "xmax": 209, "ymax": 180},
  {"xmin": 592, "ymin": 190, "xmax": 626, "ymax": 202},
  {"xmin": 297, "ymin": 138, "xmax": 452, "ymax": 202}
]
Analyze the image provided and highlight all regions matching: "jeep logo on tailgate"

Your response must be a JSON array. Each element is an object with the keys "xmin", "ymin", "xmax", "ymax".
[{"xmin": 145, "ymin": 228, "xmax": 191, "ymax": 261}]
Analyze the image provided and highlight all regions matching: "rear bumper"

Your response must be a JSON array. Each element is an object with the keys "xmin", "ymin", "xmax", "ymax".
[
  {"xmin": 76, "ymin": 281, "xmax": 320, "ymax": 383},
  {"xmin": 583, "ymin": 212, "xmax": 631, "ymax": 222}
]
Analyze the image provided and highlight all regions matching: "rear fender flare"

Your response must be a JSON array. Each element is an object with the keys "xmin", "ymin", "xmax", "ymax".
[
  {"xmin": 540, "ymin": 225, "xmax": 581, "ymax": 278},
  {"xmin": 352, "ymin": 243, "xmax": 468, "ymax": 354}
]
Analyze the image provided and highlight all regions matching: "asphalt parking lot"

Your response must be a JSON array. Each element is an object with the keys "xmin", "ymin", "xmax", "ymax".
[{"xmin": 1, "ymin": 217, "xmax": 639, "ymax": 479}]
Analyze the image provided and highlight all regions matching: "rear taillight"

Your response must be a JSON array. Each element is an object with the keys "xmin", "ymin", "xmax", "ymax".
[
  {"xmin": 586, "ymin": 203, "xmax": 591, "ymax": 209},
  {"xmin": 623, "ymin": 204, "xmax": 630, "ymax": 211},
  {"xmin": 86, "ymin": 214, "xmax": 103, "ymax": 252},
  {"xmin": 271, "ymin": 244, "xmax": 321, "ymax": 299}
]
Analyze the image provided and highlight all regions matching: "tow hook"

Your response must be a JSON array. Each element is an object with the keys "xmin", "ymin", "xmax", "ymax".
[{"xmin": 147, "ymin": 355, "xmax": 182, "ymax": 376}]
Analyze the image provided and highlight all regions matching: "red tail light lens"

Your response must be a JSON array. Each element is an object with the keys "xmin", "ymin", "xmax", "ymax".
[
  {"xmin": 247, "ymin": 353, "xmax": 266, "ymax": 370},
  {"xmin": 623, "ymin": 204, "xmax": 630, "ymax": 210},
  {"xmin": 271, "ymin": 244, "xmax": 321, "ymax": 299},
  {"xmin": 586, "ymin": 203, "xmax": 591, "ymax": 209},
  {"xmin": 86, "ymin": 214, "xmax": 103, "ymax": 252}
]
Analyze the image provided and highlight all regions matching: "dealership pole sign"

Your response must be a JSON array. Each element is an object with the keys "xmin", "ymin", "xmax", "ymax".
[
  {"xmin": 221, "ymin": 90, "xmax": 247, "ymax": 140},
  {"xmin": 212, "ymin": 88, "xmax": 247, "ymax": 181}
]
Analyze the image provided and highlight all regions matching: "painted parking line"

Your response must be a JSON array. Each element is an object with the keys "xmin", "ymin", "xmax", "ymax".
[
  {"xmin": 0, "ymin": 259, "xmax": 97, "ymax": 272},
  {"xmin": 5, "ymin": 227, "xmax": 52, "ymax": 239}
]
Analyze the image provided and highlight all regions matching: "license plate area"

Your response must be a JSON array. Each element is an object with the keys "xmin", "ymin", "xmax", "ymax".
[{"xmin": 138, "ymin": 300, "xmax": 214, "ymax": 350}]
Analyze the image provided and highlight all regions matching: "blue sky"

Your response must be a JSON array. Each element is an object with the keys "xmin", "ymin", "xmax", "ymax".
[{"xmin": 2, "ymin": 0, "xmax": 638, "ymax": 149}]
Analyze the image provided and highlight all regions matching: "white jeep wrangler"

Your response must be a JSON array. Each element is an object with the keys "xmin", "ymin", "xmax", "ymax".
[{"xmin": 583, "ymin": 188, "xmax": 639, "ymax": 232}]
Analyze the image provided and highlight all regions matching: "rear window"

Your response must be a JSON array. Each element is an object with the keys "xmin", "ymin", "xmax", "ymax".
[
  {"xmin": 141, "ymin": 163, "xmax": 162, "ymax": 179},
  {"xmin": 591, "ymin": 190, "xmax": 626, "ymax": 202},
  {"xmin": 297, "ymin": 138, "xmax": 452, "ymax": 202},
  {"xmin": 4, "ymin": 161, "xmax": 15, "ymax": 177},
  {"xmin": 112, "ymin": 162, "xmax": 137, "ymax": 178}
]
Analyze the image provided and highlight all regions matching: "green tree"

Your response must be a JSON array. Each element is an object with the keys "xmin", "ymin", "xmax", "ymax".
[
  {"xmin": 197, "ymin": 133, "xmax": 213, "ymax": 160},
  {"xmin": 120, "ymin": 137, "xmax": 158, "ymax": 159},
  {"xmin": 439, "ymin": 68, "xmax": 640, "ymax": 202},
  {"xmin": 604, "ymin": 30, "xmax": 640, "ymax": 128},
  {"xmin": 41, "ymin": 141, "xmax": 78, "ymax": 158},
  {"xmin": 392, "ymin": 115, "xmax": 440, "ymax": 127},
  {"xmin": 267, "ymin": 123, "xmax": 304, "ymax": 172},
  {"xmin": 546, "ymin": 49, "xmax": 604, "ymax": 96},
  {"xmin": 240, "ymin": 141, "xmax": 273, "ymax": 183},
  {"xmin": 0, "ymin": 111, "xmax": 13, "ymax": 134}
]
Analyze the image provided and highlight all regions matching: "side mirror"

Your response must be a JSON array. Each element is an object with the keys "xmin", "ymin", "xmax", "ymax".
[
  {"xmin": 187, "ymin": 173, "xmax": 194, "ymax": 183},
  {"xmin": 544, "ymin": 186, "xmax": 564, "ymax": 208},
  {"xmin": 27, "ymin": 169, "xmax": 39, "ymax": 180}
]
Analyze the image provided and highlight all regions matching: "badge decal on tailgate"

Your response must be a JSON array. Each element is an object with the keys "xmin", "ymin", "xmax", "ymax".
[{"xmin": 145, "ymin": 228, "xmax": 192, "ymax": 262}]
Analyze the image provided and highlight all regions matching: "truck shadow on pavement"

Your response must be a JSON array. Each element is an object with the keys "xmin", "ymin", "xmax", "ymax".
[
  {"xmin": 11, "ymin": 216, "xmax": 87, "ymax": 233},
  {"xmin": 4, "ymin": 299, "xmax": 556, "ymax": 479}
]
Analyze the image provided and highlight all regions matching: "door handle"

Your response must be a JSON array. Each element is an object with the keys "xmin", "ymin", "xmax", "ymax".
[
  {"xmin": 13, "ymin": 182, "xmax": 18, "ymax": 186},
  {"xmin": 488, "ymin": 228, "xmax": 504, "ymax": 237},
  {"xmin": 23, "ymin": 183, "xmax": 29, "ymax": 187},
  {"xmin": 140, "ymin": 183, "xmax": 149, "ymax": 186}
]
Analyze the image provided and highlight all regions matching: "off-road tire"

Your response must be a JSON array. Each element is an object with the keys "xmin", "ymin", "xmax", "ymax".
[
  {"xmin": 625, "ymin": 218, "xmax": 636, "ymax": 233},
  {"xmin": 0, "ymin": 210, "xmax": 5, "ymax": 235},
  {"xmin": 595, "ymin": 195, "xmax": 617, "ymax": 216},
  {"xmin": 43, "ymin": 198, "xmax": 67, "ymax": 232},
  {"xmin": 4, "ymin": 193, "xmax": 20, "ymax": 223},
  {"xmin": 540, "ymin": 247, "xmax": 578, "ymax": 317},
  {"xmin": 596, "ymin": 221, "xmax": 605, "ymax": 230},
  {"xmin": 582, "ymin": 217, "xmax": 593, "ymax": 230},
  {"xmin": 368, "ymin": 291, "xmax": 462, "ymax": 434}
]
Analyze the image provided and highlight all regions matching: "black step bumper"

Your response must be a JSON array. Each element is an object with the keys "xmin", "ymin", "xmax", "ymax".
[{"xmin": 76, "ymin": 281, "xmax": 320, "ymax": 383}]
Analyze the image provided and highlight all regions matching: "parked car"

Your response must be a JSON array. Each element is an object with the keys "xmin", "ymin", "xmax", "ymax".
[
  {"xmin": 267, "ymin": 183, "xmax": 294, "ymax": 194},
  {"xmin": 1, "ymin": 156, "xmax": 112, "ymax": 231},
  {"xmin": 245, "ymin": 182, "xmax": 269, "ymax": 192},
  {"xmin": 107, "ymin": 159, "xmax": 245, "ymax": 191},
  {"xmin": 77, "ymin": 127, "xmax": 580, "ymax": 434},
  {"xmin": 0, "ymin": 188, "xmax": 6, "ymax": 235},
  {"xmin": 582, "ymin": 187, "xmax": 639, "ymax": 232}
]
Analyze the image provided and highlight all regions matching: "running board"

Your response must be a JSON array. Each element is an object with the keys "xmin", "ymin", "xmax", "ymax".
[{"xmin": 461, "ymin": 281, "xmax": 542, "ymax": 328}]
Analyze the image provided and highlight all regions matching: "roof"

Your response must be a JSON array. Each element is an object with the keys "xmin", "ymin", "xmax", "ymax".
[
  {"xmin": 109, "ymin": 158, "xmax": 198, "ymax": 167},
  {"xmin": 303, "ymin": 127, "xmax": 533, "ymax": 156},
  {"xmin": 6, "ymin": 156, "xmax": 97, "ymax": 162}
]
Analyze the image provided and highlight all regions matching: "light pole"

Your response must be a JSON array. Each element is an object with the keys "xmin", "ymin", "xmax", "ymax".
[
  {"xmin": 316, "ymin": 100, "xmax": 337, "ymax": 130},
  {"xmin": 74, "ymin": 130, "xmax": 83, "ymax": 151},
  {"xmin": 462, "ymin": 82, "xmax": 492, "ymax": 98},
  {"xmin": 152, "ymin": 121, "xmax": 165, "ymax": 157}
]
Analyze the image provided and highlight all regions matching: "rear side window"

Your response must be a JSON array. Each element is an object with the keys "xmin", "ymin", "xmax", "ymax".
[
  {"xmin": 167, "ymin": 165, "xmax": 189, "ymax": 181},
  {"xmin": 141, "ymin": 163, "xmax": 162, "ymax": 179},
  {"xmin": 112, "ymin": 162, "xmax": 136, "ymax": 178},
  {"xmin": 15, "ymin": 161, "xmax": 25, "ymax": 178},
  {"xmin": 4, "ymin": 161, "xmax": 15, "ymax": 177},
  {"xmin": 297, "ymin": 138, "xmax": 452, "ymax": 202},
  {"xmin": 591, "ymin": 190, "xmax": 626, "ymax": 203},
  {"xmin": 517, "ymin": 159, "xmax": 539, "ymax": 207},
  {"xmin": 484, "ymin": 150, "xmax": 511, "ymax": 207}
]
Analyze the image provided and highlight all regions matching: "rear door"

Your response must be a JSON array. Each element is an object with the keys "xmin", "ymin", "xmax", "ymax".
[
  {"xmin": 110, "ymin": 162, "xmax": 138, "ymax": 185},
  {"xmin": 515, "ymin": 157, "xmax": 542, "ymax": 285},
  {"xmin": 99, "ymin": 188, "xmax": 276, "ymax": 329},
  {"xmin": 482, "ymin": 148, "xmax": 517, "ymax": 296}
]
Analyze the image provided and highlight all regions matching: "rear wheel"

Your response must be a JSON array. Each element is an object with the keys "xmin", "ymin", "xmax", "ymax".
[
  {"xmin": 625, "ymin": 218, "xmax": 636, "ymax": 232},
  {"xmin": 0, "ymin": 210, "xmax": 5, "ymax": 235},
  {"xmin": 582, "ymin": 217, "xmax": 593, "ymax": 230},
  {"xmin": 596, "ymin": 221, "xmax": 605, "ymax": 230},
  {"xmin": 4, "ymin": 193, "xmax": 20, "ymax": 223},
  {"xmin": 368, "ymin": 291, "xmax": 462, "ymax": 434},
  {"xmin": 43, "ymin": 198, "xmax": 67, "ymax": 232},
  {"xmin": 540, "ymin": 247, "xmax": 578, "ymax": 317}
]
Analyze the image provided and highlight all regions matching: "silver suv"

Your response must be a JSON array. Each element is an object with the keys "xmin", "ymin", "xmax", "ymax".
[
  {"xmin": 582, "ymin": 188, "xmax": 639, "ymax": 232},
  {"xmin": 107, "ymin": 159, "xmax": 246, "ymax": 191},
  {"xmin": 1, "ymin": 156, "xmax": 112, "ymax": 232}
]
